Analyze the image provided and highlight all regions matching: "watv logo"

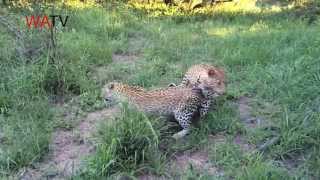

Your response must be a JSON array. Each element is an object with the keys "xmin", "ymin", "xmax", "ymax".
[{"xmin": 25, "ymin": 15, "xmax": 69, "ymax": 29}]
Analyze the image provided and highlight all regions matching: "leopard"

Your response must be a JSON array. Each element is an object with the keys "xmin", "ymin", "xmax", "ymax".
[
  {"xmin": 169, "ymin": 64, "xmax": 226, "ymax": 117},
  {"xmin": 102, "ymin": 82, "xmax": 214, "ymax": 139}
]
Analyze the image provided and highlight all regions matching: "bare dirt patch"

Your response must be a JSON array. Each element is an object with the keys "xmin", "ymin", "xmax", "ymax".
[
  {"xmin": 237, "ymin": 96, "xmax": 261, "ymax": 128},
  {"xmin": 20, "ymin": 108, "xmax": 118, "ymax": 180},
  {"xmin": 78, "ymin": 108, "xmax": 119, "ymax": 139},
  {"xmin": 237, "ymin": 96, "xmax": 274, "ymax": 127},
  {"xmin": 112, "ymin": 53, "xmax": 140, "ymax": 63},
  {"xmin": 236, "ymin": 96, "xmax": 282, "ymax": 152},
  {"xmin": 172, "ymin": 150, "xmax": 219, "ymax": 175},
  {"xmin": 51, "ymin": 129, "xmax": 92, "ymax": 176},
  {"xmin": 175, "ymin": 151, "xmax": 217, "ymax": 174},
  {"xmin": 234, "ymin": 96, "xmax": 258, "ymax": 150},
  {"xmin": 234, "ymin": 134, "xmax": 256, "ymax": 152}
]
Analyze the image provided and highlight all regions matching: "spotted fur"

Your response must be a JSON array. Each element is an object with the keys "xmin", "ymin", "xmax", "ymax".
[
  {"xmin": 169, "ymin": 64, "xmax": 226, "ymax": 117},
  {"xmin": 102, "ymin": 82, "xmax": 211, "ymax": 139}
]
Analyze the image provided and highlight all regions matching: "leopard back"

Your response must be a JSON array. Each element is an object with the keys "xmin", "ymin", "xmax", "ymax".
[{"xmin": 102, "ymin": 82, "xmax": 204, "ymax": 116}]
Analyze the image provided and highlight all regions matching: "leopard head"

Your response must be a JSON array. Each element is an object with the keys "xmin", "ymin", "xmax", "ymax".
[
  {"xmin": 198, "ymin": 67, "xmax": 226, "ymax": 96},
  {"xmin": 102, "ymin": 82, "xmax": 125, "ymax": 107}
]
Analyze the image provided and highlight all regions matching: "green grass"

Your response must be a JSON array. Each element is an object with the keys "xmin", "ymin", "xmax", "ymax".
[
  {"xmin": 1, "ymin": 0, "xmax": 320, "ymax": 179},
  {"xmin": 0, "ymin": 28, "xmax": 54, "ymax": 173},
  {"xmin": 79, "ymin": 104, "xmax": 165, "ymax": 178}
]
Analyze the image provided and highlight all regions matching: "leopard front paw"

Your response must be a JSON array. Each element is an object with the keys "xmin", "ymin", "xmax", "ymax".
[{"xmin": 172, "ymin": 129, "xmax": 189, "ymax": 139}]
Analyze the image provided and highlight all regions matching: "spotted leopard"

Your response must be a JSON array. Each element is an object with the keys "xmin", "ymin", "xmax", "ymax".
[{"xmin": 102, "ymin": 82, "xmax": 213, "ymax": 139}]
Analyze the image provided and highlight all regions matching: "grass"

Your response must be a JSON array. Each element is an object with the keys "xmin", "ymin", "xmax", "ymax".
[
  {"xmin": 1, "ymin": 0, "xmax": 320, "ymax": 179},
  {"xmin": 80, "ymin": 104, "xmax": 164, "ymax": 178},
  {"xmin": 0, "ymin": 27, "xmax": 54, "ymax": 173}
]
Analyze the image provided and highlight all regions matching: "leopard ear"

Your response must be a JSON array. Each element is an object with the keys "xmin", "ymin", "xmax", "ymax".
[{"xmin": 208, "ymin": 69, "xmax": 216, "ymax": 77}]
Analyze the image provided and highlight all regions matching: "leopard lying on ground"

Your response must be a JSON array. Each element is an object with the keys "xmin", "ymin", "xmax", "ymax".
[
  {"xmin": 102, "ymin": 82, "xmax": 216, "ymax": 139},
  {"xmin": 169, "ymin": 64, "xmax": 226, "ymax": 116}
]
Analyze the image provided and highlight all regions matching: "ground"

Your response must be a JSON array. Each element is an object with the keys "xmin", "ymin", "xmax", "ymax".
[{"xmin": 0, "ymin": 0, "xmax": 320, "ymax": 179}]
